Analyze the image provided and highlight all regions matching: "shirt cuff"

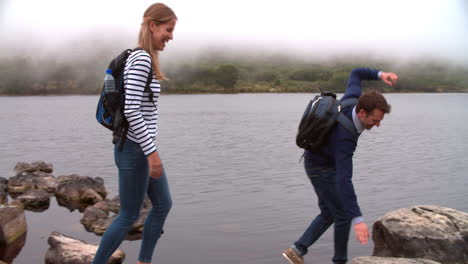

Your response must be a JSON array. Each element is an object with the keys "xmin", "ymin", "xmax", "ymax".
[
  {"xmin": 352, "ymin": 216, "xmax": 364, "ymax": 225},
  {"xmin": 143, "ymin": 145, "xmax": 157, "ymax": 156},
  {"xmin": 378, "ymin": 71, "xmax": 383, "ymax": 79}
]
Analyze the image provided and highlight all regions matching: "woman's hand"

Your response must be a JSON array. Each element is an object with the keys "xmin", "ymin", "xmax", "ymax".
[{"xmin": 147, "ymin": 151, "xmax": 163, "ymax": 179}]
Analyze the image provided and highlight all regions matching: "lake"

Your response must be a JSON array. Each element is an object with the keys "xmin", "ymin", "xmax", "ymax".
[{"xmin": 0, "ymin": 93, "xmax": 467, "ymax": 264}]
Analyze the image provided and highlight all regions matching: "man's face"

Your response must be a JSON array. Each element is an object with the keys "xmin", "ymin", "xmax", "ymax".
[{"xmin": 358, "ymin": 108, "xmax": 385, "ymax": 130}]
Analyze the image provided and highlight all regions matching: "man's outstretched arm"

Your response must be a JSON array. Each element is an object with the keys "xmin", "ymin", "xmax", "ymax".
[{"xmin": 341, "ymin": 68, "xmax": 398, "ymax": 101}]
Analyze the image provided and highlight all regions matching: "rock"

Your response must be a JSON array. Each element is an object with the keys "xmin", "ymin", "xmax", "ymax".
[
  {"xmin": 80, "ymin": 195, "xmax": 152, "ymax": 240},
  {"xmin": 0, "ymin": 178, "xmax": 7, "ymax": 190},
  {"xmin": 0, "ymin": 191, "xmax": 7, "ymax": 205},
  {"xmin": 351, "ymin": 256, "xmax": 441, "ymax": 264},
  {"xmin": 93, "ymin": 197, "xmax": 120, "ymax": 214},
  {"xmin": 90, "ymin": 215, "xmax": 116, "ymax": 237},
  {"xmin": 81, "ymin": 189, "xmax": 104, "ymax": 204},
  {"xmin": 35, "ymin": 174, "xmax": 58, "ymax": 192},
  {"xmin": 0, "ymin": 232, "xmax": 26, "ymax": 264},
  {"xmin": 0, "ymin": 205, "xmax": 27, "ymax": 245},
  {"xmin": 7, "ymin": 174, "xmax": 34, "ymax": 194},
  {"xmin": 7, "ymin": 171, "xmax": 57, "ymax": 195},
  {"xmin": 8, "ymin": 200, "xmax": 24, "ymax": 210},
  {"xmin": 81, "ymin": 206, "xmax": 109, "ymax": 232},
  {"xmin": 56, "ymin": 197, "xmax": 88, "ymax": 213},
  {"xmin": 55, "ymin": 174, "xmax": 107, "ymax": 205},
  {"xmin": 373, "ymin": 205, "xmax": 468, "ymax": 264},
  {"xmin": 16, "ymin": 189, "xmax": 51, "ymax": 211},
  {"xmin": 45, "ymin": 231, "xmax": 125, "ymax": 264},
  {"xmin": 0, "ymin": 178, "xmax": 7, "ymax": 205},
  {"xmin": 14, "ymin": 161, "xmax": 53, "ymax": 175}
]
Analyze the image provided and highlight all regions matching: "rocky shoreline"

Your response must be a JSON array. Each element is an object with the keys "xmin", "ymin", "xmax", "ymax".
[
  {"xmin": 0, "ymin": 161, "xmax": 127, "ymax": 263},
  {"xmin": 0, "ymin": 161, "xmax": 467, "ymax": 264}
]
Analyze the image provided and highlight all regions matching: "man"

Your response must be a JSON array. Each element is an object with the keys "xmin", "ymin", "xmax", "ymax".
[{"xmin": 283, "ymin": 68, "xmax": 398, "ymax": 264}]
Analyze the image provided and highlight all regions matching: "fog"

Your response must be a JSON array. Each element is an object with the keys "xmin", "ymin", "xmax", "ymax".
[{"xmin": 1, "ymin": 0, "xmax": 467, "ymax": 65}]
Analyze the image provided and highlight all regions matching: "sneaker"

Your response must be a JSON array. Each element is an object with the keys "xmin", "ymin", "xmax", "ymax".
[{"xmin": 282, "ymin": 248, "xmax": 304, "ymax": 264}]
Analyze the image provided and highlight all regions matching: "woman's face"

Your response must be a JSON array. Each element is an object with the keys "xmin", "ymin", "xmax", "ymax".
[{"xmin": 150, "ymin": 18, "xmax": 176, "ymax": 51}]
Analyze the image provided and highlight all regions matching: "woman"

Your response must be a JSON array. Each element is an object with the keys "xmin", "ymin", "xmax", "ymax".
[{"xmin": 92, "ymin": 3, "xmax": 177, "ymax": 264}]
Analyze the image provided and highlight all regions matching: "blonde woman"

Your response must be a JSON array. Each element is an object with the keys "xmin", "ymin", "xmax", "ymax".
[{"xmin": 92, "ymin": 3, "xmax": 177, "ymax": 264}]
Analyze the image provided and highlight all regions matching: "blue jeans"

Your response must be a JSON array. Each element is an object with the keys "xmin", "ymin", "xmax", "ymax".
[
  {"xmin": 294, "ymin": 158, "xmax": 351, "ymax": 264},
  {"xmin": 92, "ymin": 140, "xmax": 172, "ymax": 264}
]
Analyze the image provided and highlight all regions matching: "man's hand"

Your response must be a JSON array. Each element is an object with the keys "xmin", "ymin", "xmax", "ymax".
[
  {"xmin": 147, "ymin": 151, "xmax": 163, "ymax": 179},
  {"xmin": 354, "ymin": 222, "xmax": 369, "ymax": 244},
  {"xmin": 380, "ymin": 72, "xmax": 398, "ymax": 87}
]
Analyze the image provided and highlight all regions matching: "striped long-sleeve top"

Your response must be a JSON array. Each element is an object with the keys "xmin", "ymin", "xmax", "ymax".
[{"xmin": 123, "ymin": 49, "xmax": 160, "ymax": 156}]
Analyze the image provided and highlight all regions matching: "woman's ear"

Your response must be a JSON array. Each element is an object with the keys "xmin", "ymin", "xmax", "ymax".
[{"xmin": 149, "ymin": 21, "xmax": 157, "ymax": 33}]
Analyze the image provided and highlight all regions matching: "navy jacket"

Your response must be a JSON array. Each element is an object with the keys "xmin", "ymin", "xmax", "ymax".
[{"xmin": 304, "ymin": 67, "xmax": 380, "ymax": 219}]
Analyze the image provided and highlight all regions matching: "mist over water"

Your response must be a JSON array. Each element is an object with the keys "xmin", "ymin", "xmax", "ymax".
[
  {"xmin": 1, "ymin": 0, "xmax": 467, "ymax": 96},
  {"xmin": 1, "ymin": 0, "xmax": 467, "ymax": 66}
]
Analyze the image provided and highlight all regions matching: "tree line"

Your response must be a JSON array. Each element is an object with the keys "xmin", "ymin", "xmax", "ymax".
[{"xmin": 1, "ymin": 53, "xmax": 467, "ymax": 95}]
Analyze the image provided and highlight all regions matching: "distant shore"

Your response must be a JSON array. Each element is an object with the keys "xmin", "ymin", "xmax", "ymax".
[
  {"xmin": 1, "ymin": 90, "xmax": 467, "ymax": 96},
  {"xmin": 2, "ymin": 53, "xmax": 467, "ymax": 95}
]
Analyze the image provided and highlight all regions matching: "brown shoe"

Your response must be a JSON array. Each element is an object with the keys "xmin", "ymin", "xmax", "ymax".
[{"xmin": 282, "ymin": 248, "xmax": 304, "ymax": 264}]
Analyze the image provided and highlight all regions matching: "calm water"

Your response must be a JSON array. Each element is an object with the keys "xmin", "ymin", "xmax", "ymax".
[{"xmin": 0, "ymin": 94, "xmax": 467, "ymax": 264}]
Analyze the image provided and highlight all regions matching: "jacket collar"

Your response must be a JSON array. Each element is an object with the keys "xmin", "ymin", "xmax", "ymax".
[{"xmin": 352, "ymin": 106, "xmax": 364, "ymax": 134}]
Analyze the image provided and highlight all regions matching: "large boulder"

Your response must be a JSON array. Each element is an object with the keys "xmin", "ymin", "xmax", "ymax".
[
  {"xmin": 93, "ymin": 195, "xmax": 120, "ymax": 213},
  {"xmin": 351, "ymin": 256, "xmax": 441, "ymax": 264},
  {"xmin": 80, "ymin": 195, "xmax": 152, "ymax": 240},
  {"xmin": 7, "ymin": 171, "xmax": 57, "ymax": 195},
  {"xmin": 0, "ymin": 205, "xmax": 27, "ymax": 246},
  {"xmin": 0, "ymin": 191, "xmax": 6, "ymax": 205},
  {"xmin": 16, "ymin": 189, "xmax": 51, "ymax": 211},
  {"xmin": 373, "ymin": 205, "xmax": 468, "ymax": 264},
  {"xmin": 0, "ymin": 231, "xmax": 26, "ymax": 264},
  {"xmin": 45, "ymin": 231, "xmax": 125, "ymax": 264},
  {"xmin": 55, "ymin": 174, "xmax": 107, "ymax": 211},
  {"xmin": 0, "ymin": 204, "xmax": 26, "ymax": 263},
  {"xmin": 0, "ymin": 178, "xmax": 8, "ymax": 205},
  {"xmin": 80, "ymin": 206, "xmax": 109, "ymax": 232},
  {"xmin": 0, "ymin": 178, "xmax": 7, "ymax": 190},
  {"xmin": 14, "ymin": 161, "xmax": 53, "ymax": 175}
]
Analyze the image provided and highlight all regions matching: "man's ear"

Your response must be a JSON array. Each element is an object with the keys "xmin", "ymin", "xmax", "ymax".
[{"xmin": 357, "ymin": 109, "xmax": 367, "ymax": 120}]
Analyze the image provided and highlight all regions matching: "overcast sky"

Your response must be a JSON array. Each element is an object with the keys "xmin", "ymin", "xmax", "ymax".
[{"xmin": 1, "ymin": 0, "xmax": 467, "ymax": 63}]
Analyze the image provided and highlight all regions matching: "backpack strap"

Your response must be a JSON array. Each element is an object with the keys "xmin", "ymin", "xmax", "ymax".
[
  {"xmin": 336, "ymin": 97, "xmax": 359, "ymax": 137},
  {"xmin": 341, "ymin": 97, "xmax": 358, "ymax": 109},
  {"xmin": 145, "ymin": 67, "xmax": 155, "ymax": 106},
  {"xmin": 131, "ymin": 47, "xmax": 156, "ymax": 106},
  {"xmin": 116, "ymin": 48, "xmax": 155, "ymax": 151},
  {"xmin": 337, "ymin": 113, "xmax": 358, "ymax": 137},
  {"xmin": 117, "ymin": 126, "xmax": 128, "ymax": 151}
]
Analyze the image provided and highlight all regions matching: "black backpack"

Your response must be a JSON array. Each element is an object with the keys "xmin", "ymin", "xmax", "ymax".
[
  {"xmin": 296, "ymin": 92, "xmax": 358, "ymax": 151},
  {"xmin": 95, "ymin": 48, "xmax": 154, "ymax": 149}
]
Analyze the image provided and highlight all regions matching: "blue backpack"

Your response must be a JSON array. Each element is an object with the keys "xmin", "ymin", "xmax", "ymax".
[
  {"xmin": 296, "ymin": 91, "xmax": 358, "ymax": 151},
  {"xmin": 96, "ymin": 48, "xmax": 154, "ymax": 149}
]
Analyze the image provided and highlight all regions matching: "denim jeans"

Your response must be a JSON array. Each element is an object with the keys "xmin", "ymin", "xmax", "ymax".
[
  {"xmin": 294, "ymin": 158, "xmax": 351, "ymax": 264},
  {"xmin": 92, "ymin": 139, "xmax": 172, "ymax": 264}
]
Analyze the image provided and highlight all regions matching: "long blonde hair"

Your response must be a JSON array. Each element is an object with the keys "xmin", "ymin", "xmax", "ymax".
[{"xmin": 138, "ymin": 3, "xmax": 177, "ymax": 80}]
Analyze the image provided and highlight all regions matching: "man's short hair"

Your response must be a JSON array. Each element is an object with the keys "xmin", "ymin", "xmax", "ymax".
[{"xmin": 356, "ymin": 90, "xmax": 391, "ymax": 114}]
